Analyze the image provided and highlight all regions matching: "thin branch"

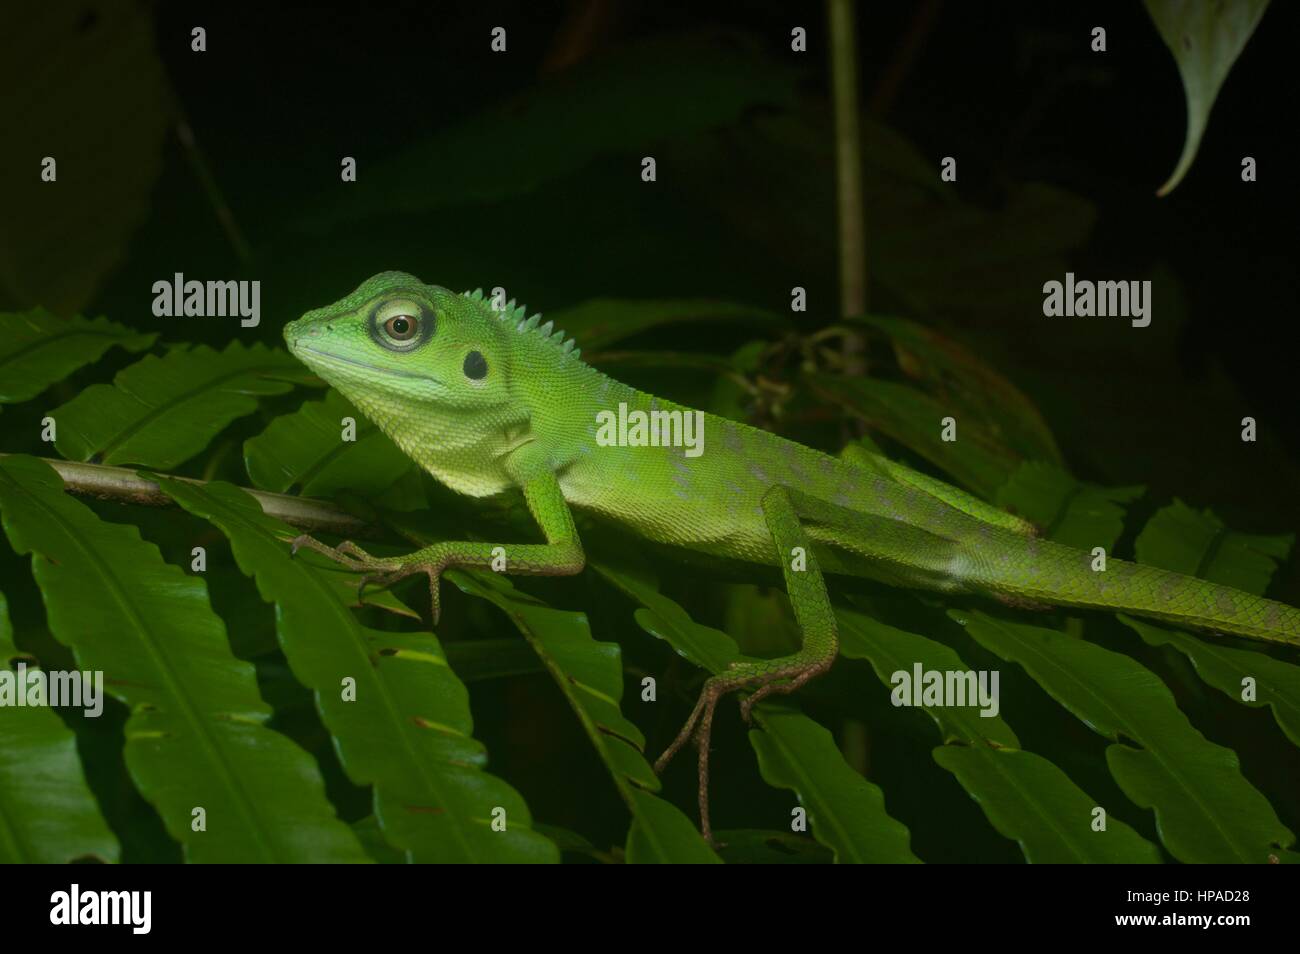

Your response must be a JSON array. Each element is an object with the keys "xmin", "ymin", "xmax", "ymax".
[
  {"xmin": 868, "ymin": 0, "xmax": 942, "ymax": 118},
  {"xmin": 175, "ymin": 113, "xmax": 253, "ymax": 265},
  {"xmin": 828, "ymin": 0, "xmax": 868, "ymax": 385},
  {"xmin": 0, "ymin": 455, "xmax": 378, "ymax": 539}
]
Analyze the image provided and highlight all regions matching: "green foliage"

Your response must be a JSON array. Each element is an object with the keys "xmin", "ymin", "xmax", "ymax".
[
  {"xmin": 0, "ymin": 2, "xmax": 171, "ymax": 314},
  {"xmin": 51, "ymin": 343, "xmax": 308, "ymax": 468},
  {"xmin": 299, "ymin": 33, "xmax": 797, "ymax": 231},
  {"xmin": 596, "ymin": 563, "xmax": 919, "ymax": 863},
  {"xmin": 0, "ymin": 310, "xmax": 155, "ymax": 405},
  {"xmin": 444, "ymin": 569, "xmax": 718, "ymax": 863},
  {"xmin": 1135, "ymin": 499, "xmax": 1293, "ymax": 595},
  {"xmin": 838, "ymin": 611, "xmax": 1160, "ymax": 863},
  {"xmin": 0, "ymin": 591, "xmax": 120, "ymax": 863},
  {"xmin": 850, "ymin": 315, "xmax": 1062, "ymax": 466},
  {"xmin": 954, "ymin": 611, "xmax": 1296, "ymax": 863},
  {"xmin": 243, "ymin": 388, "xmax": 424, "ymax": 509},
  {"xmin": 813, "ymin": 375, "xmax": 1019, "ymax": 499},
  {"xmin": 0, "ymin": 455, "xmax": 367, "ymax": 862},
  {"xmin": 1145, "ymin": 0, "xmax": 1270, "ymax": 195},
  {"xmin": 0, "ymin": 298, "xmax": 1296, "ymax": 863},
  {"xmin": 150, "ymin": 475, "xmax": 556, "ymax": 863},
  {"xmin": 1126, "ymin": 500, "xmax": 1300, "ymax": 748},
  {"xmin": 997, "ymin": 462, "xmax": 1145, "ymax": 551},
  {"xmin": 0, "ymin": 10, "xmax": 1293, "ymax": 862}
]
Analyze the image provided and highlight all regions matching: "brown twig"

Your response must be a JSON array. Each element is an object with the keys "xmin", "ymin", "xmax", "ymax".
[
  {"xmin": 0, "ymin": 455, "xmax": 378, "ymax": 539},
  {"xmin": 828, "ymin": 0, "xmax": 868, "ymax": 376},
  {"xmin": 868, "ymin": 0, "xmax": 942, "ymax": 118}
]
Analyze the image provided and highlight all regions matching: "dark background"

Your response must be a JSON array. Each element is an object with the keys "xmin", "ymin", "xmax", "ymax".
[
  {"xmin": 90, "ymin": 0, "xmax": 1300, "ymax": 502},
  {"xmin": 4, "ymin": 0, "xmax": 1297, "ymax": 862}
]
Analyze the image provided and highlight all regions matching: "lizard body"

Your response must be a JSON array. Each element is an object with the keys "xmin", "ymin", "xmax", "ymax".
[{"xmin": 285, "ymin": 271, "xmax": 1300, "ymax": 840}]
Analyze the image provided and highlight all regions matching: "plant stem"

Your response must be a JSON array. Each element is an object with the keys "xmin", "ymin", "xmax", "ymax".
[
  {"xmin": 829, "ymin": 0, "xmax": 868, "ymax": 323},
  {"xmin": 868, "ymin": 0, "xmax": 942, "ymax": 117},
  {"xmin": 0, "ymin": 455, "xmax": 377, "ymax": 539},
  {"xmin": 175, "ymin": 113, "xmax": 253, "ymax": 265}
]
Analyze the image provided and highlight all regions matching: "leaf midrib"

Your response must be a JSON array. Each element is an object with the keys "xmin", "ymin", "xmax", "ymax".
[
  {"xmin": 0, "ymin": 326, "xmax": 144, "ymax": 375},
  {"xmin": 459, "ymin": 572, "xmax": 694, "ymax": 862},
  {"xmin": 293, "ymin": 426, "xmax": 386, "ymax": 490},
  {"xmin": 187, "ymin": 484, "xmax": 481, "ymax": 861},
  {"xmin": 0, "ymin": 465, "xmax": 279, "ymax": 862},
  {"xmin": 753, "ymin": 714, "xmax": 870, "ymax": 863},
  {"xmin": 95, "ymin": 355, "xmax": 292, "ymax": 462},
  {"xmin": 977, "ymin": 619, "xmax": 1251, "ymax": 861},
  {"xmin": 962, "ymin": 746, "xmax": 1090, "ymax": 863},
  {"xmin": 836, "ymin": 619, "xmax": 1092, "ymax": 859},
  {"xmin": 1141, "ymin": 625, "xmax": 1300, "ymax": 746}
]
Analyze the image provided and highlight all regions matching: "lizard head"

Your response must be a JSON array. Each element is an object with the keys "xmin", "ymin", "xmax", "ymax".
[
  {"xmin": 283, "ymin": 271, "xmax": 514, "ymax": 414},
  {"xmin": 285, "ymin": 272, "xmax": 586, "ymax": 495}
]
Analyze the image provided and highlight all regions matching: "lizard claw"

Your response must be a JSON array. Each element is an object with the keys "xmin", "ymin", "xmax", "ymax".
[
  {"xmin": 356, "ymin": 572, "xmax": 384, "ymax": 603},
  {"xmin": 428, "ymin": 569, "xmax": 443, "ymax": 625}
]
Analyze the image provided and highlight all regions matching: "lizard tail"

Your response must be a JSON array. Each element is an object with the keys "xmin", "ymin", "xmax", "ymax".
[{"xmin": 969, "ymin": 535, "xmax": 1300, "ymax": 646}]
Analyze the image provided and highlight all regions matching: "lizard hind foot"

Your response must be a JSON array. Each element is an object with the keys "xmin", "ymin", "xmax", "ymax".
[
  {"xmin": 656, "ymin": 656, "xmax": 832, "ymax": 844},
  {"xmin": 289, "ymin": 534, "xmax": 392, "ymax": 573}
]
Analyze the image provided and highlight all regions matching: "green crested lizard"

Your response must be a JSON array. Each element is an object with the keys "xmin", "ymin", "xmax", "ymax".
[{"xmin": 285, "ymin": 271, "xmax": 1300, "ymax": 842}]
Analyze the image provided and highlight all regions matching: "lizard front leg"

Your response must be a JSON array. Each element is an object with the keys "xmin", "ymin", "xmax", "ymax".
[
  {"xmin": 290, "ymin": 472, "xmax": 584, "ymax": 621},
  {"xmin": 655, "ymin": 484, "xmax": 838, "ymax": 844}
]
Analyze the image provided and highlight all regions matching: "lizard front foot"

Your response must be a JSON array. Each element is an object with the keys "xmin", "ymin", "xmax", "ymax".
[{"xmin": 289, "ymin": 534, "xmax": 449, "ymax": 619}]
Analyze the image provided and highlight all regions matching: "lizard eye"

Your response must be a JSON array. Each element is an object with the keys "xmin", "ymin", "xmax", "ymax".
[
  {"xmin": 385, "ymin": 314, "xmax": 417, "ymax": 339},
  {"xmin": 371, "ymin": 298, "xmax": 432, "ymax": 351}
]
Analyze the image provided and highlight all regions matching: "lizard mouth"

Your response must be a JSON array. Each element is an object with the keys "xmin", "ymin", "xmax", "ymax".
[{"xmin": 294, "ymin": 344, "xmax": 444, "ymax": 386}]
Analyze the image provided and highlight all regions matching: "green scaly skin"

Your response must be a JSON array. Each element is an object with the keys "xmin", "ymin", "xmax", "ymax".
[{"xmin": 284, "ymin": 271, "xmax": 1300, "ymax": 843}]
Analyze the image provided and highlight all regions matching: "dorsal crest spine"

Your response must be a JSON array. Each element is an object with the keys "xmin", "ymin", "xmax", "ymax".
[{"xmin": 461, "ymin": 287, "xmax": 581, "ymax": 361}]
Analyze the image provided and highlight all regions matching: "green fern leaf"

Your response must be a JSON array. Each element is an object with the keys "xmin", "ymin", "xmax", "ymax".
[
  {"xmin": 0, "ymin": 455, "xmax": 368, "ymax": 862},
  {"xmin": 49, "ymin": 342, "xmax": 306, "ymax": 468},
  {"xmin": 0, "ymin": 590, "xmax": 120, "ymax": 863},
  {"xmin": 811, "ymin": 376, "xmax": 1016, "ymax": 499},
  {"xmin": 151, "ymin": 475, "xmax": 557, "ymax": 863},
  {"xmin": 0, "ymin": 309, "xmax": 155, "ymax": 405},
  {"xmin": 1135, "ymin": 499, "xmax": 1293, "ymax": 597},
  {"xmin": 996, "ymin": 461, "xmax": 1144, "ymax": 551},
  {"xmin": 594, "ymin": 561, "xmax": 917, "ymax": 863},
  {"xmin": 839, "ymin": 609, "xmax": 1160, "ymax": 863},
  {"xmin": 954, "ymin": 610, "xmax": 1296, "ymax": 863},
  {"xmin": 244, "ymin": 389, "xmax": 421, "ymax": 507},
  {"xmin": 1129, "ymin": 502, "xmax": 1300, "ymax": 747},
  {"xmin": 447, "ymin": 567, "xmax": 720, "ymax": 863}
]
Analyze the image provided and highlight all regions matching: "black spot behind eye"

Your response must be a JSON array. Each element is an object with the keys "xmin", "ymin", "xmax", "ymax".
[{"xmin": 463, "ymin": 350, "xmax": 488, "ymax": 379}]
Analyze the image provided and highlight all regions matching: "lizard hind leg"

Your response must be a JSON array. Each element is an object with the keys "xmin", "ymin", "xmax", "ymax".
[
  {"xmin": 653, "ymin": 485, "xmax": 839, "ymax": 845},
  {"xmin": 653, "ymin": 655, "xmax": 833, "ymax": 845}
]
